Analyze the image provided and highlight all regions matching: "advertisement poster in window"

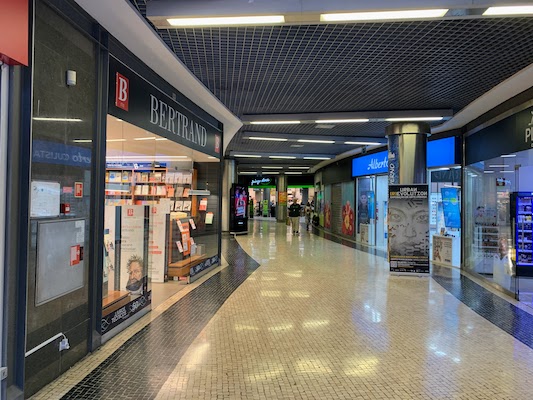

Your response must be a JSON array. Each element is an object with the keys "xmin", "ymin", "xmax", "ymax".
[
  {"xmin": 441, "ymin": 187, "xmax": 461, "ymax": 229},
  {"xmin": 341, "ymin": 182, "xmax": 354, "ymax": 236},
  {"xmin": 235, "ymin": 186, "xmax": 247, "ymax": 217},
  {"xmin": 388, "ymin": 185, "xmax": 429, "ymax": 274}
]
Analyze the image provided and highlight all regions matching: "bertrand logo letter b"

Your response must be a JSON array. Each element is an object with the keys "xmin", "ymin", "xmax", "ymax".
[{"xmin": 115, "ymin": 73, "xmax": 129, "ymax": 111}]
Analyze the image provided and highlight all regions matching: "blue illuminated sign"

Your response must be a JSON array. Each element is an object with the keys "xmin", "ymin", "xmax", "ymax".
[{"xmin": 352, "ymin": 137, "xmax": 457, "ymax": 177}]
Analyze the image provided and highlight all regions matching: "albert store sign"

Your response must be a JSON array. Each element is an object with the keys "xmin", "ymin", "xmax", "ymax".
[{"xmin": 108, "ymin": 57, "xmax": 222, "ymax": 158}]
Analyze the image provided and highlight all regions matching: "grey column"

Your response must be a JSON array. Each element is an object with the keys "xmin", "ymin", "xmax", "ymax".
[
  {"xmin": 386, "ymin": 122, "xmax": 429, "ymax": 185},
  {"xmin": 222, "ymin": 159, "xmax": 236, "ymax": 232},
  {"xmin": 277, "ymin": 175, "xmax": 287, "ymax": 222}
]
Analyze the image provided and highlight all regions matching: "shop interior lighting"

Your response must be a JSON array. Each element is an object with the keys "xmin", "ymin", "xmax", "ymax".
[
  {"xmin": 285, "ymin": 172, "xmax": 303, "ymax": 174},
  {"xmin": 320, "ymin": 9, "xmax": 448, "ymax": 22},
  {"xmin": 500, "ymin": 170, "xmax": 515, "ymax": 173},
  {"xmin": 314, "ymin": 119, "xmax": 369, "ymax": 123},
  {"xmin": 106, "ymin": 139, "xmax": 127, "ymax": 142},
  {"xmin": 234, "ymin": 154, "xmax": 262, "ymax": 158},
  {"xmin": 167, "ymin": 15, "xmax": 285, "ymax": 27},
  {"xmin": 249, "ymin": 120, "xmax": 301, "ymax": 125},
  {"xmin": 269, "ymin": 156, "xmax": 296, "ymax": 159},
  {"xmin": 239, "ymin": 171, "xmax": 257, "ymax": 174},
  {"xmin": 488, "ymin": 164, "xmax": 509, "ymax": 168},
  {"xmin": 262, "ymin": 166, "xmax": 283, "ymax": 169},
  {"xmin": 208, "ymin": 156, "xmax": 218, "ymax": 159},
  {"xmin": 385, "ymin": 117, "xmax": 444, "ymax": 122},
  {"xmin": 155, "ymin": 138, "xmax": 168, "ymax": 141},
  {"xmin": 133, "ymin": 137, "xmax": 156, "ymax": 141},
  {"xmin": 483, "ymin": 171, "xmax": 495, "ymax": 173},
  {"xmin": 289, "ymin": 166, "xmax": 310, "ymax": 169},
  {"xmin": 344, "ymin": 141, "xmax": 383, "ymax": 145},
  {"xmin": 248, "ymin": 136, "xmax": 288, "ymax": 141},
  {"xmin": 501, "ymin": 154, "xmax": 517, "ymax": 158},
  {"xmin": 297, "ymin": 139, "xmax": 335, "ymax": 144},
  {"xmin": 304, "ymin": 156, "xmax": 331, "ymax": 160},
  {"xmin": 483, "ymin": 6, "xmax": 533, "ymax": 16},
  {"xmin": 73, "ymin": 139, "xmax": 92, "ymax": 143},
  {"xmin": 33, "ymin": 117, "xmax": 83, "ymax": 122},
  {"xmin": 263, "ymin": 172, "xmax": 280, "ymax": 175}
]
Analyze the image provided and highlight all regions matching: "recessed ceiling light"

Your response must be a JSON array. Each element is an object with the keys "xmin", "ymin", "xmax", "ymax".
[
  {"xmin": 234, "ymin": 154, "xmax": 262, "ymax": 158},
  {"xmin": 269, "ymin": 156, "xmax": 296, "ymax": 159},
  {"xmin": 483, "ymin": 171, "xmax": 495, "ymax": 174},
  {"xmin": 155, "ymin": 138, "xmax": 168, "ymax": 141},
  {"xmin": 263, "ymin": 172, "xmax": 280, "ymax": 175},
  {"xmin": 483, "ymin": 6, "xmax": 533, "ymax": 16},
  {"xmin": 488, "ymin": 164, "xmax": 509, "ymax": 168},
  {"xmin": 500, "ymin": 170, "xmax": 515, "ymax": 173},
  {"xmin": 247, "ymin": 137, "xmax": 288, "ymax": 141},
  {"xmin": 284, "ymin": 172, "xmax": 303, "ymax": 174},
  {"xmin": 239, "ymin": 171, "xmax": 257, "ymax": 175},
  {"xmin": 33, "ymin": 117, "xmax": 83, "ymax": 122},
  {"xmin": 290, "ymin": 144, "xmax": 304, "ymax": 148},
  {"xmin": 167, "ymin": 15, "xmax": 285, "ymax": 27},
  {"xmin": 320, "ymin": 9, "xmax": 448, "ymax": 22},
  {"xmin": 344, "ymin": 141, "xmax": 382, "ymax": 145},
  {"xmin": 297, "ymin": 139, "xmax": 335, "ymax": 144},
  {"xmin": 304, "ymin": 156, "xmax": 331, "ymax": 160},
  {"xmin": 289, "ymin": 166, "xmax": 310, "ymax": 169},
  {"xmin": 315, "ymin": 119, "xmax": 369, "ymax": 123},
  {"xmin": 262, "ymin": 166, "xmax": 283, "ymax": 169},
  {"xmin": 385, "ymin": 117, "xmax": 444, "ymax": 122},
  {"xmin": 501, "ymin": 154, "xmax": 516, "ymax": 158},
  {"xmin": 106, "ymin": 139, "xmax": 127, "ymax": 142},
  {"xmin": 249, "ymin": 120, "xmax": 300, "ymax": 125},
  {"xmin": 73, "ymin": 139, "xmax": 92, "ymax": 143},
  {"xmin": 134, "ymin": 137, "xmax": 156, "ymax": 141}
]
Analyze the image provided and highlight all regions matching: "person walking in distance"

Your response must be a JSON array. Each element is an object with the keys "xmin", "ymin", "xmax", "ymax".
[{"xmin": 289, "ymin": 198, "xmax": 302, "ymax": 234}]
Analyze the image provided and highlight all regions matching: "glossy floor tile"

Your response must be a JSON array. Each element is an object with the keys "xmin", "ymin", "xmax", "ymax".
[{"xmin": 32, "ymin": 219, "xmax": 533, "ymax": 399}]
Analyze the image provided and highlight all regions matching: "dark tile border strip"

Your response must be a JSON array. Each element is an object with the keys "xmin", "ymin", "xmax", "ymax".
[
  {"xmin": 61, "ymin": 236, "xmax": 260, "ymax": 399},
  {"xmin": 313, "ymin": 226, "xmax": 533, "ymax": 350}
]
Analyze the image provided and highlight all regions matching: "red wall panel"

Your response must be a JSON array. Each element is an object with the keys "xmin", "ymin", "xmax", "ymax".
[{"xmin": 0, "ymin": 0, "xmax": 29, "ymax": 66}]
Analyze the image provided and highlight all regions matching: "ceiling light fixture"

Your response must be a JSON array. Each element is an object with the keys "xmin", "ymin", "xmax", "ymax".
[
  {"xmin": 239, "ymin": 171, "xmax": 257, "ymax": 175},
  {"xmin": 501, "ymin": 154, "xmax": 517, "ymax": 158},
  {"xmin": 263, "ymin": 172, "xmax": 280, "ymax": 175},
  {"xmin": 155, "ymin": 138, "xmax": 168, "ymax": 141},
  {"xmin": 284, "ymin": 172, "xmax": 303, "ymax": 174},
  {"xmin": 234, "ymin": 154, "xmax": 262, "ymax": 158},
  {"xmin": 500, "ymin": 170, "xmax": 515, "ymax": 173},
  {"xmin": 344, "ymin": 141, "xmax": 382, "ymax": 145},
  {"xmin": 289, "ymin": 166, "xmax": 310, "ymax": 169},
  {"xmin": 483, "ymin": 171, "xmax": 495, "ymax": 174},
  {"xmin": 249, "ymin": 120, "xmax": 301, "ymax": 125},
  {"xmin": 297, "ymin": 139, "xmax": 335, "ymax": 144},
  {"xmin": 208, "ymin": 156, "xmax": 218, "ymax": 159},
  {"xmin": 248, "ymin": 137, "xmax": 288, "ymax": 141},
  {"xmin": 488, "ymin": 164, "xmax": 509, "ymax": 168},
  {"xmin": 483, "ymin": 6, "xmax": 533, "ymax": 16},
  {"xmin": 269, "ymin": 156, "xmax": 296, "ymax": 159},
  {"xmin": 315, "ymin": 119, "xmax": 369, "ymax": 123},
  {"xmin": 33, "ymin": 117, "xmax": 83, "ymax": 122},
  {"xmin": 262, "ymin": 166, "xmax": 283, "ymax": 169},
  {"xmin": 73, "ymin": 139, "xmax": 92, "ymax": 143},
  {"xmin": 321, "ymin": 9, "xmax": 448, "ymax": 22},
  {"xmin": 385, "ymin": 117, "xmax": 444, "ymax": 122},
  {"xmin": 106, "ymin": 139, "xmax": 127, "ymax": 142},
  {"xmin": 167, "ymin": 15, "xmax": 285, "ymax": 27},
  {"xmin": 304, "ymin": 156, "xmax": 331, "ymax": 160},
  {"xmin": 133, "ymin": 137, "xmax": 156, "ymax": 141}
]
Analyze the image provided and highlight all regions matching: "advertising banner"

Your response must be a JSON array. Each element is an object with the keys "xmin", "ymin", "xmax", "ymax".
[
  {"xmin": 388, "ymin": 135, "xmax": 400, "ymax": 185},
  {"xmin": 341, "ymin": 182, "xmax": 354, "ymax": 236},
  {"xmin": 432, "ymin": 235, "xmax": 453, "ymax": 265},
  {"xmin": 120, "ymin": 206, "xmax": 148, "ymax": 295},
  {"xmin": 148, "ymin": 202, "xmax": 170, "ymax": 283},
  {"xmin": 388, "ymin": 184, "xmax": 429, "ymax": 274},
  {"xmin": 441, "ymin": 187, "xmax": 461, "ymax": 229}
]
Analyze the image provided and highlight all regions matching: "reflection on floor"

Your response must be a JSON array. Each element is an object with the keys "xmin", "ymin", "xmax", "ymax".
[
  {"xmin": 31, "ymin": 219, "xmax": 533, "ymax": 400},
  {"xmin": 151, "ymin": 280, "xmax": 187, "ymax": 309}
]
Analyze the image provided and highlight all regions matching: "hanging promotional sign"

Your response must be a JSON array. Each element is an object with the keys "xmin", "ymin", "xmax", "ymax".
[
  {"xmin": 388, "ymin": 184, "xmax": 429, "ymax": 274},
  {"xmin": 441, "ymin": 187, "xmax": 461, "ymax": 229},
  {"xmin": 148, "ymin": 203, "xmax": 169, "ymax": 283}
]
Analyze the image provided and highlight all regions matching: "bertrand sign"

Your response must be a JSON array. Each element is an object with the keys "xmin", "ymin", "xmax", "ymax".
[{"xmin": 108, "ymin": 58, "xmax": 221, "ymax": 158}]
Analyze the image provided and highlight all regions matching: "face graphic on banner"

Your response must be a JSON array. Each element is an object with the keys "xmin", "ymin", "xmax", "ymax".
[
  {"xmin": 389, "ymin": 199, "xmax": 429, "ymax": 256},
  {"xmin": 126, "ymin": 255, "xmax": 144, "ymax": 295}
]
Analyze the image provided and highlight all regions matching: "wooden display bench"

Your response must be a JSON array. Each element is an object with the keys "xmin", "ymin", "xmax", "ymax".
[
  {"xmin": 102, "ymin": 290, "xmax": 130, "ymax": 317},
  {"xmin": 168, "ymin": 254, "xmax": 207, "ymax": 279}
]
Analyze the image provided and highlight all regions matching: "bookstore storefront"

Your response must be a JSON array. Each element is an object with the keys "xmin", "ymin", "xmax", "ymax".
[
  {"xmin": 464, "ymin": 104, "xmax": 533, "ymax": 304},
  {"xmin": 101, "ymin": 58, "xmax": 222, "ymax": 339}
]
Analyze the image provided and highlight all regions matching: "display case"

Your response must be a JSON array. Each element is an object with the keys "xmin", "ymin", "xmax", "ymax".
[{"xmin": 514, "ymin": 193, "xmax": 533, "ymax": 274}]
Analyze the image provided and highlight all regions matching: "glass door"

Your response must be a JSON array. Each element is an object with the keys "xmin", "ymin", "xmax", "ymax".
[{"xmin": 357, "ymin": 176, "xmax": 376, "ymax": 245}]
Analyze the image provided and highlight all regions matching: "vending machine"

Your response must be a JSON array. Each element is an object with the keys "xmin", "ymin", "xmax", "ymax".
[{"xmin": 230, "ymin": 184, "xmax": 248, "ymax": 234}]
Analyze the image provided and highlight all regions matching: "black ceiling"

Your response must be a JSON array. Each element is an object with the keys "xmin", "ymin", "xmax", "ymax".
[{"xmin": 129, "ymin": 1, "xmax": 533, "ymax": 170}]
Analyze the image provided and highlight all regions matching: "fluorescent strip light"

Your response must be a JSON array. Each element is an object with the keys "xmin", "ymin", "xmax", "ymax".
[
  {"xmin": 297, "ymin": 139, "xmax": 335, "ymax": 144},
  {"xmin": 269, "ymin": 156, "xmax": 296, "ymax": 159},
  {"xmin": 385, "ymin": 117, "xmax": 444, "ymax": 122},
  {"xmin": 106, "ymin": 139, "xmax": 127, "ymax": 142},
  {"xmin": 134, "ymin": 137, "xmax": 156, "ymax": 141},
  {"xmin": 262, "ymin": 166, "xmax": 283, "ymax": 169},
  {"xmin": 248, "ymin": 137, "xmax": 288, "ymax": 142},
  {"xmin": 168, "ymin": 15, "xmax": 285, "ymax": 27},
  {"xmin": 344, "ymin": 141, "xmax": 382, "ymax": 145},
  {"xmin": 500, "ymin": 170, "xmax": 515, "ymax": 173},
  {"xmin": 315, "ymin": 119, "xmax": 369, "ymax": 123},
  {"xmin": 304, "ymin": 156, "xmax": 331, "ymax": 160},
  {"xmin": 483, "ymin": 171, "xmax": 495, "ymax": 174},
  {"xmin": 33, "ymin": 117, "xmax": 82, "ymax": 122},
  {"xmin": 73, "ymin": 139, "xmax": 92, "ymax": 143},
  {"xmin": 436, "ymin": 168, "xmax": 450, "ymax": 171},
  {"xmin": 285, "ymin": 172, "xmax": 303, "ymax": 175},
  {"xmin": 488, "ymin": 164, "xmax": 509, "ymax": 168},
  {"xmin": 208, "ymin": 156, "xmax": 218, "ymax": 159},
  {"xmin": 239, "ymin": 171, "xmax": 257, "ymax": 175},
  {"xmin": 483, "ymin": 6, "xmax": 533, "ymax": 16},
  {"xmin": 289, "ymin": 166, "xmax": 310, "ymax": 169},
  {"xmin": 263, "ymin": 172, "xmax": 280, "ymax": 175},
  {"xmin": 321, "ymin": 9, "xmax": 448, "ymax": 22},
  {"xmin": 106, "ymin": 156, "xmax": 189, "ymax": 161},
  {"xmin": 501, "ymin": 154, "xmax": 516, "ymax": 158},
  {"xmin": 249, "ymin": 120, "xmax": 300, "ymax": 125},
  {"xmin": 234, "ymin": 154, "xmax": 262, "ymax": 158},
  {"xmin": 155, "ymin": 138, "xmax": 168, "ymax": 141}
]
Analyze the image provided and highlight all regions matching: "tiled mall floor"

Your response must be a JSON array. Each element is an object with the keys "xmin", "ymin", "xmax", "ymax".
[{"xmin": 33, "ymin": 219, "xmax": 533, "ymax": 399}]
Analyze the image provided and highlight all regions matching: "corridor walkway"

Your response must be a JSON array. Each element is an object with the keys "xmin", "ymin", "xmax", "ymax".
[{"xmin": 33, "ymin": 219, "xmax": 533, "ymax": 399}]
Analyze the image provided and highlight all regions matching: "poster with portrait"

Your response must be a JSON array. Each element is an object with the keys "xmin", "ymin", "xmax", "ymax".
[
  {"xmin": 341, "ymin": 182, "xmax": 355, "ymax": 236},
  {"xmin": 388, "ymin": 184, "xmax": 429, "ymax": 274},
  {"xmin": 120, "ymin": 206, "xmax": 148, "ymax": 296}
]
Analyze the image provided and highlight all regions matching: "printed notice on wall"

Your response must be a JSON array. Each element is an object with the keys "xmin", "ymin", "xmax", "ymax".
[{"xmin": 31, "ymin": 180, "xmax": 60, "ymax": 217}]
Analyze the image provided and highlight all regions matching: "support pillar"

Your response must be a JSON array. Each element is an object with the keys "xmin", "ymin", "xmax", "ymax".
[
  {"xmin": 277, "ymin": 175, "xmax": 287, "ymax": 222},
  {"xmin": 222, "ymin": 159, "xmax": 236, "ymax": 232}
]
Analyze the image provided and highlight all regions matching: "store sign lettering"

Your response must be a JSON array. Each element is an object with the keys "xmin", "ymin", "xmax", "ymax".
[
  {"xmin": 251, "ymin": 178, "xmax": 271, "ymax": 186},
  {"xmin": 115, "ymin": 73, "xmax": 129, "ymax": 111},
  {"xmin": 525, "ymin": 111, "xmax": 533, "ymax": 147},
  {"xmin": 368, "ymin": 155, "xmax": 388, "ymax": 171},
  {"xmin": 150, "ymin": 95, "xmax": 208, "ymax": 147}
]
